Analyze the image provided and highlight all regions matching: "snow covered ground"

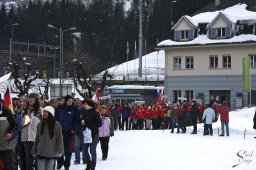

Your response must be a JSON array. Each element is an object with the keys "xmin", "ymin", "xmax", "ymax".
[{"xmin": 69, "ymin": 107, "xmax": 256, "ymax": 170}]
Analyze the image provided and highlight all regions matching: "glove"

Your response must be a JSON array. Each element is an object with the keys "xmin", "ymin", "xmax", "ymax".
[
  {"xmin": 57, "ymin": 153, "xmax": 62, "ymax": 157},
  {"xmin": 32, "ymin": 153, "xmax": 37, "ymax": 158}
]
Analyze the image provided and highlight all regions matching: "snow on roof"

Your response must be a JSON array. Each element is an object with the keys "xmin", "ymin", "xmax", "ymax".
[
  {"xmin": 184, "ymin": 15, "xmax": 198, "ymax": 27},
  {"xmin": 182, "ymin": 3, "xmax": 256, "ymax": 27},
  {"xmin": 158, "ymin": 34, "xmax": 256, "ymax": 47},
  {"xmin": 108, "ymin": 85, "xmax": 164, "ymax": 90},
  {"xmin": 124, "ymin": 0, "xmax": 132, "ymax": 12},
  {"xmin": 96, "ymin": 50, "xmax": 165, "ymax": 81}
]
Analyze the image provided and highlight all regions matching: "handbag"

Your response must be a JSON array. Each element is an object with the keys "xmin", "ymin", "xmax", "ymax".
[{"xmin": 83, "ymin": 127, "xmax": 92, "ymax": 143}]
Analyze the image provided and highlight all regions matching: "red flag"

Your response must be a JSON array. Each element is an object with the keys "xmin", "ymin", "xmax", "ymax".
[
  {"xmin": 4, "ymin": 87, "xmax": 13, "ymax": 112},
  {"xmin": 157, "ymin": 89, "xmax": 163, "ymax": 105},
  {"xmin": 92, "ymin": 88, "xmax": 99, "ymax": 102}
]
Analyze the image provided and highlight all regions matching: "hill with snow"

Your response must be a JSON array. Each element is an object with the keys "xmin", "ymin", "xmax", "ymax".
[{"xmin": 96, "ymin": 50, "xmax": 165, "ymax": 81}]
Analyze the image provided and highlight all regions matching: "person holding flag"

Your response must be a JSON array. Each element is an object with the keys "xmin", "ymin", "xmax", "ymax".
[
  {"xmin": 0, "ymin": 93, "xmax": 17, "ymax": 170},
  {"xmin": 3, "ymin": 87, "xmax": 13, "ymax": 113}
]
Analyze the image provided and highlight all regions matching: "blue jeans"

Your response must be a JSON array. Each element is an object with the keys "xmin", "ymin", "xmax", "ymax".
[
  {"xmin": 75, "ymin": 135, "xmax": 85, "ymax": 162},
  {"xmin": 37, "ymin": 158, "xmax": 55, "ymax": 170},
  {"xmin": 84, "ymin": 134, "xmax": 99, "ymax": 169},
  {"xmin": 171, "ymin": 118, "xmax": 176, "ymax": 131},
  {"xmin": 221, "ymin": 122, "xmax": 229, "ymax": 136},
  {"xmin": 57, "ymin": 131, "xmax": 73, "ymax": 168}
]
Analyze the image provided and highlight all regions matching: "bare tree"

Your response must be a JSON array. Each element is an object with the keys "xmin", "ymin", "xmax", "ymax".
[
  {"xmin": 8, "ymin": 58, "xmax": 39, "ymax": 97},
  {"xmin": 73, "ymin": 58, "xmax": 113, "ymax": 99},
  {"xmin": 36, "ymin": 78, "xmax": 52, "ymax": 100}
]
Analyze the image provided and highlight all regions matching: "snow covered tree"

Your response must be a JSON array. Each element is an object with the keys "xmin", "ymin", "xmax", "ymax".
[{"xmin": 8, "ymin": 58, "xmax": 39, "ymax": 97}]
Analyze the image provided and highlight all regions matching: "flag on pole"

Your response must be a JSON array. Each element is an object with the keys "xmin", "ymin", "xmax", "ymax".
[
  {"xmin": 126, "ymin": 41, "xmax": 129, "ymax": 56},
  {"xmin": 134, "ymin": 40, "xmax": 136, "ymax": 57},
  {"xmin": 157, "ymin": 89, "xmax": 163, "ymax": 105},
  {"xmin": 243, "ymin": 56, "xmax": 250, "ymax": 92},
  {"xmin": 3, "ymin": 86, "xmax": 13, "ymax": 112},
  {"xmin": 92, "ymin": 88, "xmax": 99, "ymax": 102}
]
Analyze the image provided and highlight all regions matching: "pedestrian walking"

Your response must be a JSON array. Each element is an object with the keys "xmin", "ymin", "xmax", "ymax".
[
  {"xmin": 32, "ymin": 106, "xmax": 64, "ymax": 170},
  {"xmin": 82, "ymin": 99, "xmax": 102, "ymax": 170}
]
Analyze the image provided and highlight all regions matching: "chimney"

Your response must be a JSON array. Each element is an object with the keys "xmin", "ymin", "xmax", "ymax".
[{"xmin": 215, "ymin": 0, "xmax": 221, "ymax": 7}]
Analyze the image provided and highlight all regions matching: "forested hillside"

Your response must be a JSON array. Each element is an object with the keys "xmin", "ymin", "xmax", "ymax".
[{"xmin": 1, "ymin": 0, "xmax": 249, "ymax": 77}]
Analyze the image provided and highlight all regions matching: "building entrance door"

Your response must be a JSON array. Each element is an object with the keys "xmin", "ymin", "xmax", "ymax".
[{"xmin": 209, "ymin": 90, "xmax": 230, "ymax": 106}]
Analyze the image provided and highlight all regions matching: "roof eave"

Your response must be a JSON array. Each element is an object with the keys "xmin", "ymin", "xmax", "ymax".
[{"xmin": 156, "ymin": 41, "xmax": 256, "ymax": 50}]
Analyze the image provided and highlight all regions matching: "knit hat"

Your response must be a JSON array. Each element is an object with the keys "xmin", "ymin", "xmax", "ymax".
[
  {"xmin": 83, "ymin": 99, "xmax": 96, "ymax": 108},
  {"xmin": 43, "ymin": 106, "xmax": 55, "ymax": 116},
  {"xmin": 64, "ymin": 94, "xmax": 73, "ymax": 103},
  {"xmin": 29, "ymin": 93, "xmax": 39, "ymax": 99}
]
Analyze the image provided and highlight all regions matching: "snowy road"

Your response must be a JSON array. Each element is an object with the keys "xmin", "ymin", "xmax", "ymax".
[{"xmin": 68, "ymin": 107, "xmax": 256, "ymax": 170}]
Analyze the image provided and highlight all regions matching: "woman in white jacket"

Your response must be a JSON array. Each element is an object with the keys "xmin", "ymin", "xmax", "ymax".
[
  {"xmin": 21, "ymin": 93, "xmax": 41, "ymax": 170},
  {"xmin": 202, "ymin": 104, "xmax": 215, "ymax": 136}
]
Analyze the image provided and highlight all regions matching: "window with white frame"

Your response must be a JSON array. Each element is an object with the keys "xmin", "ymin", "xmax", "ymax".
[
  {"xmin": 223, "ymin": 55, "xmax": 231, "ymax": 68},
  {"xmin": 217, "ymin": 28, "xmax": 226, "ymax": 37},
  {"xmin": 173, "ymin": 57, "xmax": 181, "ymax": 69},
  {"xmin": 185, "ymin": 90, "xmax": 193, "ymax": 101},
  {"xmin": 173, "ymin": 90, "xmax": 181, "ymax": 102},
  {"xmin": 250, "ymin": 55, "xmax": 256, "ymax": 68},
  {"xmin": 185, "ymin": 56, "xmax": 194, "ymax": 69},
  {"xmin": 181, "ymin": 30, "xmax": 189, "ymax": 40},
  {"xmin": 209, "ymin": 55, "xmax": 218, "ymax": 68}
]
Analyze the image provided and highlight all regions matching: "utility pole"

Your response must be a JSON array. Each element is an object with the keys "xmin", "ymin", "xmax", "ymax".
[{"xmin": 138, "ymin": 0, "xmax": 143, "ymax": 77}]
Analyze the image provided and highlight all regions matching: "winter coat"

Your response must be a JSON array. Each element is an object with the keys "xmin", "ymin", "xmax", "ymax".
[
  {"xmin": 170, "ymin": 108, "xmax": 178, "ymax": 119},
  {"xmin": 190, "ymin": 105, "xmax": 199, "ymax": 119},
  {"xmin": 31, "ymin": 120, "xmax": 64, "ymax": 158},
  {"xmin": 21, "ymin": 113, "xmax": 40, "ymax": 142},
  {"xmin": 0, "ymin": 107, "xmax": 17, "ymax": 151},
  {"xmin": 82, "ymin": 108, "xmax": 102, "ymax": 138},
  {"xmin": 253, "ymin": 111, "xmax": 256, "ymax": 129},
  {"xmin": 218, "ymin": 106, "xmax": 229, "ymax": 123},
  {"xmin": 122, "ymin": 107, "xmax": 131, "ymax": 119},
  {"xmin": 181, "ymin": 109, "xmax": 189, "ymax": 122},
  {"xmin": 112, "ymin": 107, "xmax": 120, "ymax": 118},
  {"xmin": 75, "ymin": 107, "xmax": 86, "ymax": 136},
  {"xmin": 99, "ymin": 116, "xmax": 111, "ymax": 137},
  {"xmin": 202, "ymin": 108, "xmax": 215, "ymax": 124},
  {"xmin": 165, "ymin": 109, "xmax": 171, "ymax": 118},
  {"xmin": 55, "ymin": 104, "xmax": 79, "ymax": 133}
]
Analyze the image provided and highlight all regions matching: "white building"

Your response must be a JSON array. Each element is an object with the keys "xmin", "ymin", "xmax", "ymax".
[{"xmin": 157, "ymin": 4, "xmax": 256, "ymax": 110}]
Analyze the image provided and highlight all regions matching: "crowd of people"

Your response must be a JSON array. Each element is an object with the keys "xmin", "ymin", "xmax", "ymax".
[
  {"xmin": 0, "ymin": 93, "xmax": 113, "ymax": 170},
  {"xmin": 1, "ymin": 91, "xmax": 255, "ymax": 170},
  {"xmin": 108, "ymin": 100, "xmax": 230, "ymax": 136}
]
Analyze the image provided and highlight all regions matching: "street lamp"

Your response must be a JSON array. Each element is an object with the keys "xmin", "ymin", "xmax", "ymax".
[
  {"xmin": 171, "ymin": 1, "xmax": 177, "ymax": 27},
  {"xmin": 48, "ymin": 24, "xmax": 76, "ymax": 98},
  {"xmin": 11, "ymin": 23, "xmax": 18, "ymax": 39},
  {"xmin": 10, "ymin": 23, "xmax": 19, "ymax": 62}
]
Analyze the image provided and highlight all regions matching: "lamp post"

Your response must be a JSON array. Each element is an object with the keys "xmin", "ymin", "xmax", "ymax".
[
  {"xmin": 48, "ymin": 24, "xmax": 76, "ymax": 98},
  {"xmin": 11, "ymin": 23, "xmax": 18, "ymax": 39},
  {"xmin": 9, "ymin": 23, "xmax": 19, "ymax": 62},
  {"xmin": 171, "ymin": 1, "xmax": 177, "ymax": 27}
]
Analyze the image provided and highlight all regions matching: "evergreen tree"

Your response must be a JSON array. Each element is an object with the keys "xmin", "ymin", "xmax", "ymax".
[{"xmin": 0, "ymin": 4, "xmax": 8, "ymax": 42}]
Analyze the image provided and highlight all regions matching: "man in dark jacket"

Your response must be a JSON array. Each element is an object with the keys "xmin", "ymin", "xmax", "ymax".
[
  {"xmin": 190, "ymin": 101, "xmax": 199, "ymax": 134},
  {"xmin": 82, "ymin": 99, "xmax": 102, "ymax": 170},
  {"xmin": 0, "ymin": 98, "xmax": 17, "ymax": 170},
  {"xmin": 55, "ymin": 95, "xmax": 79, "ymax": 170}
]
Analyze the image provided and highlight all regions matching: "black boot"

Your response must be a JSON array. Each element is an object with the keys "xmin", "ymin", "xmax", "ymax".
[{"xmin": 85, "ymin": 163, "xmax": 91, "ymax": 170}]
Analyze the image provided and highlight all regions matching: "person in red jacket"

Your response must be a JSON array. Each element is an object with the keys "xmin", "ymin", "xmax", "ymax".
[
  {"xmin": 218, "ymin": 101, "xmax": 230, "ymax": 136},
  {"xmin": 151, "ymin": 104, "xmax": 158, "ymax": 129},
  {"xmin": 198, "ymin": 104, "xmax": 207, "ymax": 123}
]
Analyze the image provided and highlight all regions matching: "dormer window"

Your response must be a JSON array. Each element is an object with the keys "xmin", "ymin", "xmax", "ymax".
[
  {"xmin": 174, "ymin": 30, "xmax": 194, "ymax": 41},
  {"xmin": 181, "ymin": 30, "xmax": 189, "ymax": 40},
  {"xmin": 217, "ymin": 28, "xmax": 226, "ymax": 37}
]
